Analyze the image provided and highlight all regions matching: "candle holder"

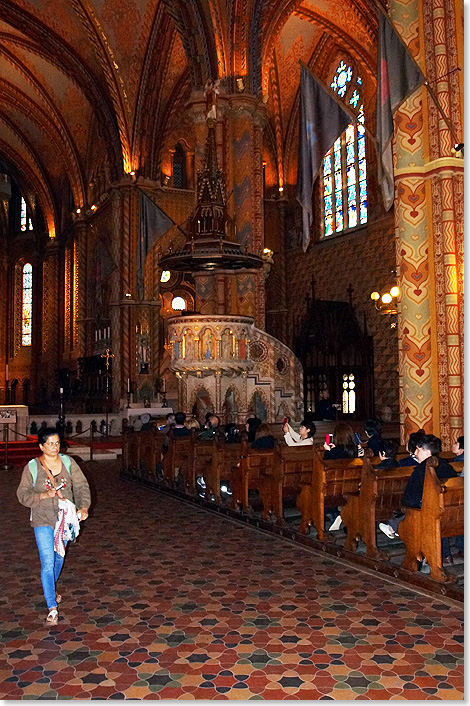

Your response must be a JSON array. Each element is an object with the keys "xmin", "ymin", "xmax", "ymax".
[
  {"xmin": 126, "ymin": 391, "xmax": 131, "ymax": 409},
  {"xmin": 162, "ymin": 391, "xmax": 168, "ymax": 408}
]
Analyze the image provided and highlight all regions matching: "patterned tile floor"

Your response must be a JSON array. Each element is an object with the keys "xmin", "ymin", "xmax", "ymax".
[{"xmin": 0, "ymin": 460, "xmax": 464, "ymax": 700}]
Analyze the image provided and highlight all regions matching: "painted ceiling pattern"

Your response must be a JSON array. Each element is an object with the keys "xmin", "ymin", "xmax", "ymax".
[{"xmin": 0, "ymin": 0, "xmax": 379, "ymax": 237}]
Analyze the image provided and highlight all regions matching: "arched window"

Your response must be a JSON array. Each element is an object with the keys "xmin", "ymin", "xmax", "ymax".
[
  {"xmin": 342, "ymin": 373, "xmax": 356, "ymax": 414},
  {"xmin": 172, "ymin": 143, "xmax": 187, "ymax": 189},
  {"xmin": 323, "ymin": 60, "xmax": 367, "ymax": 236},
  {"xmin": 22, "ymin": 263, "xmax": 33, "ymax": 346}
]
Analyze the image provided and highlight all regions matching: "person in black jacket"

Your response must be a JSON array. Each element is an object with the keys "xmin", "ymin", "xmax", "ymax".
[
  {"xmin": 251, "ymin": 422, "xmax": 276, "ymax": 449},
  {"xmin": 398, "ymin": 429, "xmax": 425, "ymax": 466},
  {"xmin": 375, "ymin": 439, "xmax": 399, "ymax": 469},
  {"xmin": 323, "ymin": 423, "xmax": 358, "ymax": 459},
  {"xmin": 379, "ymin": 435, "xmax": 458, "ymax": 565},
  {"xmin": 364, "ymin": 419, "xmax": 382, "ymax": 457}
]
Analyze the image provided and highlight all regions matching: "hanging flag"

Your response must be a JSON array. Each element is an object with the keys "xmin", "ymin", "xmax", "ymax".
[
  {"xmin": 376, "ymin": 11, "xmax": 424, "ymax": 211},
  {"xmin": 137, "ymin": 190, "xmax": 175, "ymax": 299},
  {"xmin": 297, "ymin": 63, "xmax": 351, "ymax": 251}
]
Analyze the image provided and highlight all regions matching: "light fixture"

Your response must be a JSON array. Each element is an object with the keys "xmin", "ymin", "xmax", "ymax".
[
  {"xmin": 236, "ymin": 77, "xmax": 245, "ymax": 93},
  {"xmin": 76, "ymin": 208, "xmax": 81, "ymax": 214},
  {"xmin": 91, "ymin": 204, "xmax": 97, "ymax": 211},
  {"xmin": 370, "ymin": 282, "xmax": 400, "ymax": 320},
  {"xmin": 171, "ymin": 296, "xmax": 186, "ymax": 311},
  {"xmin": 160, "ymin": 270, "xmax": 171, "ymax": 283},
  {"xmin": 125, "ymin": 291, "xmax": 132, "ymax": 299}
]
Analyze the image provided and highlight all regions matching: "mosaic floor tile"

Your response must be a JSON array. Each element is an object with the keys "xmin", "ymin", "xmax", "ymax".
[{"xmin": 0, "ymin": 459, "xmax": 464, "ymax": 699}]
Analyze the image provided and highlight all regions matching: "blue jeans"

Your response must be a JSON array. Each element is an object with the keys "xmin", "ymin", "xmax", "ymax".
[{"xmin": 34, "ymin": 526, "xmax": 66, "ymax": 610}]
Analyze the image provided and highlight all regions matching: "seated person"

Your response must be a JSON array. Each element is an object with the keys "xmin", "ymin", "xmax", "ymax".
[
  {"xmin": 172, "ymin": 411, "xmax": 191, "ymax": 437},
  {"xmin": 198, "ymin": 414, "xmax": 221, "ymax": 440},
  {"xmin": 323, "ymin": 423, "xmax": 359, "ymax": 459},
  {"xmin": 245, "ymin": 416, "xmax": 262, "ymax": 442},
  {"xmin": 379, "ymin": 435, "xmax": 458, "ymax": 565},
  {"xmin": 224, "ymin": 423, "xmax": 240, "ymax": 444},
  {"xmin": 316, "ymin": 390, "xmax": 336, "ymax": 421},
  {"xmin": 184, "ymin": 415, "xmax": 201, "ymax": 431},
  {"xmin": 376, "ymin": 439, "xmax": 399, "ymax": 469},
  {"xmin": 251, "ymin": 422, "xmax": 276, "ymax": 449},
  {"xmin": 398, "ymin": 429, "xmax": 425, "ymax": 466},
  {"xmin": 364, "ymin": 418, "xmax": 382, "ymax": 457},
  {"xmin": 452, "ymin": 435, "xmax": 464, "ymax": 463},
  {"xmin": 283, "ymin": 418, "xmax": 315, "ymax": 446}
]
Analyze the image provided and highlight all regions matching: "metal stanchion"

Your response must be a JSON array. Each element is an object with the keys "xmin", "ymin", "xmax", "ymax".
[
  {"xmin": 0, "ymin": 424, "xmax": 13, "ymax": 470},
  {"xmin": 90, "ymin": 423, "xmax": 94, "ymax": 462}
]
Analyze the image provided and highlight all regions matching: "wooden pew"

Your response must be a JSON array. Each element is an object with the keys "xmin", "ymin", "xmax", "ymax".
[
  {"xmin": 341, "ymin": 453, "xmax": 413, "ymax": 559},
  {"xmin": 202, "ymin": 440, "xmax": 242, "ymax": 505},
  {"xmin": 163, "ymin": 432, "xmax": 195, "ymax": 489},
  {"xmin": 192, "ymin": 437, "xmax": 217, "ymax": 496},
  {"xmin": 398, "ymin": 456, "xmax": 464, "ymax": 582},
  {"xmin": 296, "ymin": 444, "xmax": 363, "ymax": 540},
  {"xmin": 122, "ymin": 428, "xmax": 164, "ymax": 481},
  {"xmin": 237, "ymin": 440, "xmax": 281, "ymax": 520}
]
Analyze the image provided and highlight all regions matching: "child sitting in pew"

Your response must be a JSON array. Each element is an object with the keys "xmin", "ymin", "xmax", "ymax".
[
  {"xmin": 398, "ymin": 429, "xmax": 425, "ymax": 466},
  {"xmin": 376, "ymin": 439, "xmax": 399, "ymax": 469},
  {"xmin": 379, "ymin": 434, "xmax": 459, "ymax": 567},
  {"xmin": 452, "ymin": 435, "xmax": 464, "ymax": 464}
]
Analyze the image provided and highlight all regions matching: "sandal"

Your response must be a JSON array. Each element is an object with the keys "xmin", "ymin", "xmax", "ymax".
[
  {"xmin": 45, "ymin": 608, "xmax": 58, "ymax": 626},
  {"xmin": 56, "ymin": 594, "xmax": 62, "ymax": 604}
]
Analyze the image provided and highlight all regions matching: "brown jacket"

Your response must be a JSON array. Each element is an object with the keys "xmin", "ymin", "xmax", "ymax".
[{"xmin": 17, "ymin": 455, "xmax": 91, "ymax": 528}]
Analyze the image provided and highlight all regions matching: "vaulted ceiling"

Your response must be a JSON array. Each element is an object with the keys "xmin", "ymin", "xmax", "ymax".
[{"xmin": 0, "ymin": 0, "xmax": 380, "ymax": 237}]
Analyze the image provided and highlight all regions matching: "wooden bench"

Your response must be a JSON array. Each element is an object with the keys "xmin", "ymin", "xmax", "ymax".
[
  {"xmin": 122, "ymin": 428, "xmax": 165, "ymax": 481},
  {"xmin": 202, "ymin": 440, "xmax": 242, "ymax": 505},
  {"xmin": 162, "ymin": 432, "xmax": 195, "ymax": 489},
  {"xmin": 236, "ymin": 441, "xmax": 281, "ymax": 521},
  {"xmin": 341, "ymin": 453, "xmax": 414, "ymax": 559},
  {"xmin": 398, "ymin": 456, "xmax": 464, "ymax": 582},
  {"xmin": 296, "ymin": 444, "xmax": 363, "ymax": 540}
]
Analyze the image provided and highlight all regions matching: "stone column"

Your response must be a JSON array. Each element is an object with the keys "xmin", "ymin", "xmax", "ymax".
[
  {"xmin": 41, "ymin": 240, "xmax": 60, "ymax": 398},
  {"xmin": 392, "ymin": 0, "xmax": 463, "ymax": 446},
  {"xmin": 73, "ymin": 218, "xmax": 88, "ymax": 358},
  {"xmin": 226, "ymin": 95, "xmax": 268, "ymax": 328}
]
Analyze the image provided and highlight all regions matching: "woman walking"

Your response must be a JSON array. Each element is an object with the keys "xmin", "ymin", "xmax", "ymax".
[{"xmin": 17, "ymin": 427, "xmax": 91, "ymax": 626}]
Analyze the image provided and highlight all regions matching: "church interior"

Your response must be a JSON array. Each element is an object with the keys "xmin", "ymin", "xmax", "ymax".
[{"xmin": 0, "ymin": 0, "xmax": 464, "ymax": 699}]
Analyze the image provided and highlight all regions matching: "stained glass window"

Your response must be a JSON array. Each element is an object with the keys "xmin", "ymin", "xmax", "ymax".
[
  {"xmin": 20, "ymin": 197, "xmax": 33, "ymax": 231},
  {"xmin": 323, "ymin": 61, "xmax": 367, "ymax": 236},
  {"xmin": 21, "ymin": 197, "xmax": 27, "ymax": 231},
  {"xmin": 342, "ymin": 373, "xmax": 356, "ymax": 414},
  {"xmin": 22, "ymin": 263, "xmax": 32, "ymax": 346}
]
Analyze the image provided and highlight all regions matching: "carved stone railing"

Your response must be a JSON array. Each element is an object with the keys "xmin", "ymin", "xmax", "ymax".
[{"xmin": 167, "ymin": 315, "xmax": 254, "ymax": 374}]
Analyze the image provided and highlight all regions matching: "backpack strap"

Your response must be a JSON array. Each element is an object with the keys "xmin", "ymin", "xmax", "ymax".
[
  {"xmin": 28, "ymin": 458, "xmax": 38, "ymax": 487},
  {"xmin": 59, "ymin": 454, "xmax": 72, "ymax": 474}
]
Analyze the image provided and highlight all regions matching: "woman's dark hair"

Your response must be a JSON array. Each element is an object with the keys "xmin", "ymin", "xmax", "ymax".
[
  {"xmin": 255, "ymin": 422, "xmax": 274, "ymax": 439},
  {"xmin": 407, "ymin": 429, "xmax": 425, "ymax": 454},
  {"xmin": 38, "ymin": 427, "xmax": 60, "ymax": 446},
  {"xmin": 246, "ymin": 416, "xmax": 261, "ymax": 442},
  {"xmin": 416, "ymin": 434, "xmax": 441, "ymax": 456},
  {"xmin": 174, "ymin": 411, "xmax": 186, "ymax": 425},
  {"xmin": 365, "ymin": 418, "xmax": 382, "ymax": 436},
  {"xmin": 300, "ymin": 419, "xmax": 315, "ymax": 438},
  {"xmin": 456, "ymin": 435, "xmax": 464, "ymax": 450},
  {"xmin": 379, "ymin": 439, "xmax": 399, "ymax": 459},
  {"xmin": 333, "ymin": 423, "xmax": 357, "ymax": 458}
]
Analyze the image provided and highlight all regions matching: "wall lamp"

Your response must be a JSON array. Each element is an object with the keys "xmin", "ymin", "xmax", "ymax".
[{"xmin": 370, "ymin": 285, "xmax": 399, "ymax": 326}]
